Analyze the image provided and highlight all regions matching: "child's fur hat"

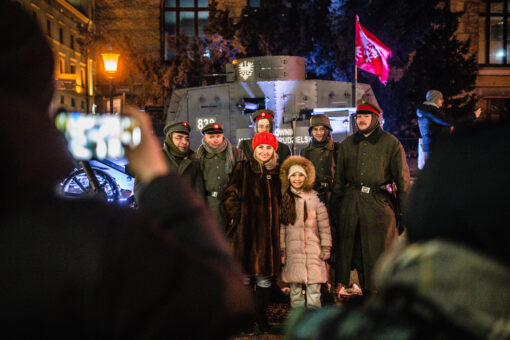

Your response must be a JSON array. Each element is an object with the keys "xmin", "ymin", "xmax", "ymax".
[{"xmin": 280, "ymin": 156, "xmax": 316, "ymax": 194}]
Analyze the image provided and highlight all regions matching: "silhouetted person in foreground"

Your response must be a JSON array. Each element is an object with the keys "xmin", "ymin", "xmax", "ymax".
[
  {"xmin": 0, "ymin": 1, "xmax": 253, "ymax": 338},
  {"xmin": 286, "ymin": 120, "xmax": 510, "ymax": 339}
]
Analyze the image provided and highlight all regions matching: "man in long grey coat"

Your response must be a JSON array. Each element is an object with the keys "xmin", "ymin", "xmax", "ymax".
[
  {"xmin": 195, "ymin": 122, "xmax": 245, "ymax": 230},
  {"xmin": 331, "ymin": 100, "xmax": 410, "ymax": 295}
]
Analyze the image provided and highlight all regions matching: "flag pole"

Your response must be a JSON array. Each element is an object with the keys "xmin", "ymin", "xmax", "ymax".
[{"xmin": 352, "ymin": 15, "xmax": 358, "ymax": 107}]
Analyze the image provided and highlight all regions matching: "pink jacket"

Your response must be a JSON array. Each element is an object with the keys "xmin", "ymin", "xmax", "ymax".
[{"xmin": 280, "ymin": 189, "xmax": 332, "ymax": 284}]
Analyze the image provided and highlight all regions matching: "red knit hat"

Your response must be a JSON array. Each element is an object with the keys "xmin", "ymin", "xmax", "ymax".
[{"xmin": 252, "ymin": 132, "xmax": 278, "ymax": 151}]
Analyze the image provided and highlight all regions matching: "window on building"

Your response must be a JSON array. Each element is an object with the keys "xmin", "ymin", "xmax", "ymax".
[
  {"xmin": 481, "ymin": 98, "xmax": 510, "ymax": 120},
  {"xmin": 162, "ymin": 0, "xmax": 210, "ymax": 61},
  {"xmin": 71, "ymin": 98, "xmax": 76, "ymax": 107},
  {"xmin": 60, "ymin": 95, "xmax": 65, "ymax": 104},
  {"xmin": 59, "ymin": 27, "xmax": 64, "ymax": 44},
  {"xmin": 46, "ymin": 19, "xmax": 52, "ymax": 37},
  {"xmin": 70, "ymin": 34, "xmax": 75, "ymax": 50},
  {"xmin": 479, "ymin": 0, "xmax": 509, "ymax": 65},
  {"xmin": 81, "ymin": 101, "xmax": 85, "ymax": 109},
  {"xmin": 81, "ymin": 68, "xmax": 86, "ymax": 87},
  {"xmin": 248, "ymin": 0, "xmax": 261, "ymax": 7},
  {"xmin": 59, "ymin": 58, "xmax": 65, "ymax": 74},
  {"xmin": 70, "ymin": 64, "xmax": 76, "ymax": 74}
]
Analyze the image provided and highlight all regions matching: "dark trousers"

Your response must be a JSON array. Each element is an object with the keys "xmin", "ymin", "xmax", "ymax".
[{"xmin": 351, "ymin": 224, "xmax": 365, "ymax": 290}]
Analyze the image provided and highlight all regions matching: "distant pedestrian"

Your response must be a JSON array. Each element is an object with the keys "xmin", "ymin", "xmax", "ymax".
[
  {"xmin": 223, "ymin": 132, "xmax": 282, "ymax": 333},
  {"xmin": 238, "ymin": 109, "xmax": 292, "ymax": 163},
  {"xmin": 280, "ymin": 156, "xmax": 332, "ymax": 309},
  {"xmin": 195, "ymin": 122, "xmax": 245, "ymax": 229},
  {"xmin": 416, "ymin": 89, "xmax": 481, "ymax": 169}
]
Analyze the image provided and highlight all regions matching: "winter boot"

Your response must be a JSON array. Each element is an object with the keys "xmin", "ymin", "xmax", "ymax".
[{"xmin": 254, "ymin": 286, "xmax": 272, "ymax": 333}]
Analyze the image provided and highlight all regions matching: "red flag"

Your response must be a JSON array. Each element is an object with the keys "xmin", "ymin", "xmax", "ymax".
[{"xmin": 355, "ymin": 15, "xmax": 392, "ymax": 84}]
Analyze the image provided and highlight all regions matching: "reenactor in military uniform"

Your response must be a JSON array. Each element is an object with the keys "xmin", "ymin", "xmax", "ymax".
[
  {"xmin": 301, "ymin": 114, "xmax": 340, "ymax": 304},
  {"xmin": 332, "ymin": 100, "xmax": 410, "ymax": 296},
  {"xmin": 195, "ymin": 122, "xmax": 245, "ymax": 230},
  {"xmin": 134, "ymin": 121, "xmax": 204, "ymax": 201},
  {"xmin": 238, "ymin": 109, "xmax": 291, "ymax": 164},
  {"xmin": 301, "ymin": 114, "xmax": 340, "ymax": 202}
]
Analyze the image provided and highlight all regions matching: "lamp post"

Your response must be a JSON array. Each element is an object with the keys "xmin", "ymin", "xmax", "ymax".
[{"xmin": 101, "ymin": 52, "xmax": 120, "ymax": 114}]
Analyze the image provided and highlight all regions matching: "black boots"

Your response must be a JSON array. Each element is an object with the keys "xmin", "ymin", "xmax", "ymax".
[{"xmin": 254, "ymin": 286, "xmax": 272, "ymax": 333}]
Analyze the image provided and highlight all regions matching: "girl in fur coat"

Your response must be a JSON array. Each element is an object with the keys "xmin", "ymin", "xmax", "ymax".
[{"xmin": 280, "ymin": 156, "xmax": 332, "ymax": 309}]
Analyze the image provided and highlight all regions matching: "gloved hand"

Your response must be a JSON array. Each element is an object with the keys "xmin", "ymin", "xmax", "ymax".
[
  {"xmin": 320, "ymin": 251, "xmax": 330, "ymax": 261},
  {"xmin": 281, "ymin": 249, "xmax": 286, "ymax": 264},
  {"xmin": 316, "ymin": 186, "xmax": 329, "ymax": 205}
]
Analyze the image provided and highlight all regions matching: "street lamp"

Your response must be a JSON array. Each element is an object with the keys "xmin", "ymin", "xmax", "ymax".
[{"xmin": 101, "ymin": 52, "xmax": 120, "ymax": 114}]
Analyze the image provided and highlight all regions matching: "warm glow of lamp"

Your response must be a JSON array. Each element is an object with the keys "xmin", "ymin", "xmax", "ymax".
[{"xmin": 101, "ymin": 53, "xmax": 120, "ymax": 75}]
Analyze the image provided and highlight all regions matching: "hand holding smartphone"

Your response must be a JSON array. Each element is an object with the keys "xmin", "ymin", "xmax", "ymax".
[{"xmin": 55, "ymin": 112, "xmax": 141, "ymax": 160}]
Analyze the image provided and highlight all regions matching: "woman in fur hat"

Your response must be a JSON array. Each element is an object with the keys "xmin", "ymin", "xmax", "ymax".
[
  {"xmin": 222, "ymin": 131, "xmax": 282, "ymax": 333},
  {"xmin": 280, "ymin": 156, "xmax": 332, "ymax": 309}
]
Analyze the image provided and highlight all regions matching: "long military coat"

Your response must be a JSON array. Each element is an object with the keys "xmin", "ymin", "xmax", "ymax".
[
  {"xmin": 331, "ymin": 128, "xmax": 410, "ymax": 291},
  {"xmin": 195, "ymin": 142, "xmax": 245, "ymax": 230},
  {"xmin": 238, "ymin": 139, "xmax": 291, "ymax": 164},
  {"xmin": 222, "ymin": 158, "xmax": 281, "ymax": 277}
]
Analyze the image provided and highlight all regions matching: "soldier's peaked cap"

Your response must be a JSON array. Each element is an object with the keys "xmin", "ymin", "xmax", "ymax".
[
  {"xmin": 309, "ymin": 114, "xmax": 332, "ymax": 132},
  {"xmin": 356, "ymin": 100, "xmax": 382, "ymax": 116},
  {"xmin": 252, "ymin": 109, "xmax": 275, "ymax": 122},
  {"xmin": 164, "ymin": 121, "xmax": 191, "ymax": 135},
  {"xmin": 201, "ymin": 122, "xmax": 224, "ymax": 134}
]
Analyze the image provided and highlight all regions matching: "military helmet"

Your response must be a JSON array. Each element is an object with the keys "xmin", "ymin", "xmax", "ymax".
[{"xmin": 309, "ymin": 114, "xmax": 332, "ymax": 132}]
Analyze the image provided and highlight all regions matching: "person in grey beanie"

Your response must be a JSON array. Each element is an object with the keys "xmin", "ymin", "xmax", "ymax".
[{"xmin": 416, "ymin": 90, "xmax": 481, "ymax": 169}]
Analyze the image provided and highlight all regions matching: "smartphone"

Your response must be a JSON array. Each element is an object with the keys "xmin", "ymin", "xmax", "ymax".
[{"xmin": 55, "ymin": 112, "xmax": 141, "ymax": 160}]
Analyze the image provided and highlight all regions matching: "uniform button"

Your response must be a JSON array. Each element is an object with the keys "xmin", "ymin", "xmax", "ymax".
[
  {"xmin": 361, "ymin": 163, "xmax": 364, "ymax": 166},
  {"xmin": 216, "ymin": 166, "xmax": 219, "ymax": 169},
  {"xmin": 217, "ymin": 176, "xmax": 221, "ymax": 179},
  {"xmin": 361, "ymin": 172, "xmax": 364, "ymax": 176},
  {"xmin": 361, "ymin": 182, "xmax": 364, "ymax": 185},
  {"xmin": 266, "ymin": 175, "xmax": 271, "ymax": 179}
]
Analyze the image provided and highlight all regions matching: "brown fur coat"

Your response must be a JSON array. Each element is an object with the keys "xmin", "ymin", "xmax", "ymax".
[{"xmin": 222, "ymin": 158, "xmax": 281, "ymax": 277}]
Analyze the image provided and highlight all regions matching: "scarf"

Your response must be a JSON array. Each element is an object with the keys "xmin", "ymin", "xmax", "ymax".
[
  {"xmin": 310, "ymin": 136, "xmax": 334, "ymax": 150},
  {"xmin": 353, "ymin": 126, "xmax": 383, "ymax": 144},
  {"xmin": 374, "ymin": 240, "xmax": 510, "ymax": 340},
  {"xmin": 196, "ymin": 137, "xmax": 235, "ymax": 174},
  {"xmin": 164, "ymin": 133, "xmax": 191, "ymax": 159}
]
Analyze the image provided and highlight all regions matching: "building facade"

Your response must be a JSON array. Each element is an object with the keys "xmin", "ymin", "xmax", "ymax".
[
  {"xmin": 94, "ymin": 1, "xmax": 508, "ymax": 118},
  {"xmin": 18, "ymin": 0, "xmax": 96, "ymax": 113},
  {"xmin": 452, "ymin": 0, "xmax": 509, "ymax": 120}
]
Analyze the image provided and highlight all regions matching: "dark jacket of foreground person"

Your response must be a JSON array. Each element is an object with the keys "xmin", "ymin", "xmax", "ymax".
[
  {"xmin": 0, "ymin": 98, "xmax": 254, "ymax": 339},
  {"xmin": 0, "ymin": 1, "xmax": 253, "ymax": 337},
  {"xmin": 286, "ymin": 120, "xmax": 510, "ymax": 340}
]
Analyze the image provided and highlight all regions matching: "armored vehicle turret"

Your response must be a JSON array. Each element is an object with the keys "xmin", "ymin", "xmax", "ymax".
[{"xmin": 165, "ymin": 56, "xmax": 378, "ymax": 154}]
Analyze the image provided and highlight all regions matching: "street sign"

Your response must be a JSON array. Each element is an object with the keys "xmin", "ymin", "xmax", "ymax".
[{"xmin": 56, "ymin": 79, "xmax": 76, "ymax": 91}]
